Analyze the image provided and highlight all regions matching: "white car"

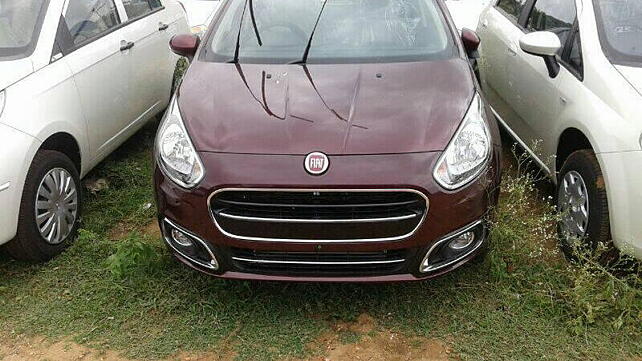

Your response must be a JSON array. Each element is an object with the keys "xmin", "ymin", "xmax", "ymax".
[
  {"xmin": 0, "ymin": 0, "xmax": 188, "ymax": 261},
  {"xmin": 477, "ymin": 0, "xmax": 642, "ymax": 259},
  {"xmin": 176, "ymin": 0, "xmax": 220, "ymax": 34},
  {"xmin": 445, "ymin": 0, "xmax": 492, "ymax": 30}
]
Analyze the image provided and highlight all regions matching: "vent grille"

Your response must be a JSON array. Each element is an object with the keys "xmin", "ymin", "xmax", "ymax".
[
  {"xmin": 210, "ymin": 190, "xmax": 428, "ymax": 242},
  {"xmin": 230, "ymin": 248, "xmax": 409, "ymax": 276}
]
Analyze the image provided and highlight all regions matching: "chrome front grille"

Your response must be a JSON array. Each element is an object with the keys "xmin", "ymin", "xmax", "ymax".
[
  {"xmin": 230, "ymin": 248, "xmax": 409, "ymax": 276},
  {"xmin": 209, "ymin": 189, "xmax": 428, "ymax": 243}
]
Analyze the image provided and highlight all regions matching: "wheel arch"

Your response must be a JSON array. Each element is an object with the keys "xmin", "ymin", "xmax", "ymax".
[
  {"xmin": 39, "ymin": 132, "xmax": 82, "ymax": 174},
  {"xmin": 556, "ymin": 128, "xmax": 593, "ymax": 175}
]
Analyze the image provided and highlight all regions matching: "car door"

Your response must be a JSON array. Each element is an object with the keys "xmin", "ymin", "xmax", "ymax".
[
  {"xmin": 506, "ymin": 0, "xmax": 578, "ymax": 166},
  {"xmin": 57, "ymin": 0, "xmax": 135, "ymax": 159},
  {"xmin": 477, "ymin": 0, "xmax": 530, "ymax": 138},
  {"xmin": 118, "ymin": 0, "xmax": 172, "ymax": 120}
]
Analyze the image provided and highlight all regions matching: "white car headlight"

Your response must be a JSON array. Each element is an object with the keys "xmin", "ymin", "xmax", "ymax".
[
  {"xmin": 433, "ymin": 93, "xmax": 491, "ymax": 190},
  {"xmin": 0, "ymin": 90, "xmax": 5, "ymax": 118},
  {"xmin": 156, "ymin": 96, "xmax": 205, "ymax": 188}
]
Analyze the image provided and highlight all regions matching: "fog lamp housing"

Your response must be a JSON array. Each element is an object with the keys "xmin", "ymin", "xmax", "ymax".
[
  {"xmin": 162, "ymin": 219, "xmax": 219, "ymax": 270},
  {"xmin": 171, "ymin": 229, "xmax": 193, "ymax": 247},
  {"xmin": 449, "ymin": 232, "xmax": 475, "ymax": 250},
  {"xmin": 420, "ymin": 221, "xmax": 485, "ymax": 273}
]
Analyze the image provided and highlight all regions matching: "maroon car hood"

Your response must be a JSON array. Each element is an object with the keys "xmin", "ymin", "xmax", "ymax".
[{"xmin": 179, "ymin": 59, "xmax": 474, "ymax": 155}]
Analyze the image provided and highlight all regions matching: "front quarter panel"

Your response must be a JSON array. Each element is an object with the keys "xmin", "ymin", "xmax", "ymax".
[
  {"xmin": 1, "ymin": 58, "xmax": 89, "ymax": 175},
  {"xmin": 0, "ymin": 124, "xmax": 41, "ymax": 245}
]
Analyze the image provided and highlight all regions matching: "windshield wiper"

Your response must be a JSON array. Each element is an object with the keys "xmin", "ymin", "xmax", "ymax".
[
  {"xmin": 227, "ymin": 0, "xmax": 262, "ymax": 63},
  {"xmin": 227, "ymin": 0, "xmax": 248, "ymax": 63},
  {"xmin": 289, "ymin": 0, "xmax": 328, "ymax": 65},
  {"xmin": 248, "ymin": 0, "xmax": 263, "ymax": 46}
]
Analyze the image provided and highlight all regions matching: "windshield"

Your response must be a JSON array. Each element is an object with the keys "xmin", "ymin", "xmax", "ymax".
[
  {"xmin": 0, "ymin": 0, "xmax": 48, "ymax": 60},
  {"xmin": 594, "ymin": 0, "xmax": 642, "ymax": 66},
  {"xmin": 203, "ymin": 0, "xmax": 455, "ymax": 64}
]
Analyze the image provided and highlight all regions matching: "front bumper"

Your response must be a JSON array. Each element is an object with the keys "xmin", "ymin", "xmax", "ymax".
[
  {"xmin": 153, "ymin": 149, "xmax": 501, "ymax": 282},
  {"xmin": 598, "ymin": 151, "xmax": 642, "ymax": 260}
]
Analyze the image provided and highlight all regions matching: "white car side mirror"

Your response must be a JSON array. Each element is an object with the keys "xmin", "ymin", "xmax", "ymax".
[
  {"xmin": 519, "ymin": 31, "xmax": 562, "ymax": 78},
  {"xmin": 519, "ymin": 31, "xmax": 561, "ymax": 56}
]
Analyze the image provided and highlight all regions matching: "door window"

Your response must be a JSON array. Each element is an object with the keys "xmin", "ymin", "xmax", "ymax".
[
  {"xmin": 565, "ymin": 30, "xmax": 583, "ymax": 76},
  {"xmin": 122, "ymin": 0, "xmax": 163, "ymax": 19},
  {"xmin": 526, "ymin": 0, "xmax": 576, "ymax": 48},
  {"xmin": 64, "ymin": 0, "xmax": 120, "ymax": 45},
  {"xmin": 496, "ymin": 0, "xmax": 528, "ymax": 22}
]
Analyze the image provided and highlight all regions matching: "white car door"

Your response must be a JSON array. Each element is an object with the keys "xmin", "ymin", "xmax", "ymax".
[
  {"xmin": 58, "ymin": 0, "xmax": 134, "ymax": 159},
  {"xmin": 477, "ymin": 0, "xmax": 531, "ymax": 139},
  {"xmin": 507, "ymin": 0, "xmax": 578, "ymax": 163},
  {"xmin": 118, "ymin": 0, "xmax": 171, "ymax": 120}
]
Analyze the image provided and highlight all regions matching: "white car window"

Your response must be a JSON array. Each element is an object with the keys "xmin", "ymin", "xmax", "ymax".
[
  {"xmin": 526, "ymin": 0, "xmax": 576, "ymax": 48},
  {"xmin": 0, "ymin": 0, "xmax": 48, "ymax": 59},
  {"xmin": 594, "ymin": 0, "xmax": 642, "ymax": 66},
  {"xmin": 496, "ymin": 0, "xmax": 528, "ymax": 22},
  {"xmin": 122, "ymin": 0, "xmax": 163, "ymax": 19},
  {"xmin": 64, "ymin": 0, "xmax": 120, "ymax": 45}
]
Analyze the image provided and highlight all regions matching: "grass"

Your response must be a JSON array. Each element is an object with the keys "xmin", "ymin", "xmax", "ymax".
[{"xmin": 0, "ymin": 123, "xmax": 641, "ymax": 360}]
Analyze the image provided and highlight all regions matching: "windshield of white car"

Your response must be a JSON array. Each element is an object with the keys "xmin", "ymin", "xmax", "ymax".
[
  {"xmin": 203, "ymin": 0, "xmax": 456, "ymax": 64},
  {"xmin": 594, "ymin": 0, "xmax": 642, "ymax": 66},
  {"xmin": 0, "ymin": 0, "xmax": 49, "ymax": 60}
]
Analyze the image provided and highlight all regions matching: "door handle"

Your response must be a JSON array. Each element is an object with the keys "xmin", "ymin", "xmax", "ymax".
[
  {"xmin": 159, "ymin": 22, "xmax": 169, "ymax": 31},
  {"xmin": 120, "ymin": 40, "xmax": 135, "ymax": 51}
]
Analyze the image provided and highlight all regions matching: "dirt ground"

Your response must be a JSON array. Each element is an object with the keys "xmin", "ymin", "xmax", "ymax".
[
  {"xmin": 0, "ymin": 335, "xmax": 130, "ymax": 361},
  {"xmin": 296, "ymin": 314, "xmax": 455, "ymax": 361},
  {"xmin": 0, "ymin": 314, "xmax": 455, "ymax": 361}
]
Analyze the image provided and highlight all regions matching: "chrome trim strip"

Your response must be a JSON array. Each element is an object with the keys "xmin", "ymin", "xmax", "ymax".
[
  {"xmin": 232, "ymin": 257, "xmax": 405, "ymax": 266},
  {"xmin": 217, "ymin": 211, "xmax": 418, "ymax": 224},
  {"xmin": 162, "ymin": 218, "xmax": 219, "ymax": 270},
  {"xmin": 207, "ymin": 188, "xmax": 429, "ymax": 244},
  {"xmin": 490, "ymin": 106, "xmax": 553, "ymax": 176},
  {"xmin": 420, "ymin": 220, "xmax": 485, "ymax": 273},
  {"xmin": 0, "ymin": 182, "xmax": 10, "ymax": 192}
]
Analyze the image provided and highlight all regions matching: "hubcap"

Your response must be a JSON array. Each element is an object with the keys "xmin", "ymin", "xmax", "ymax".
[
  {"xmin": 558, "ymin": 170, "xmax": 589, "ymax": 240},
  {"xmin": 35, "ymin": 168, "xmax": 78, "ymax": 245}
]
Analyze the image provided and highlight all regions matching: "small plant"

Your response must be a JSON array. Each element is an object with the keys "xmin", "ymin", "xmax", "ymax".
[
  {"xmin": 492, "ymin": 146, "xmax": 642, "ymax": 339},
  {"xmin": 562, "ymin": 245, "xmax": 642, "ymax": 334},
  {"xmin": 105, "ymin": 235, "xmax": 162, "ymax": 279}
]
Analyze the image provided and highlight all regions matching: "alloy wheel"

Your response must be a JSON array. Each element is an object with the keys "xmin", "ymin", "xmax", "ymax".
[
  {"xmin": 35, "ymin": 168, "xmax": 78, "ymax": 245},
  {"xmin": 558, "ymin": 170, "xmax": 589, "ymax": 240}
]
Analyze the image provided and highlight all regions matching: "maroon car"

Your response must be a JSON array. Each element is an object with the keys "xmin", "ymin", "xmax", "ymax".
[{"xmin": 153, "ymin": 0, "xmax": 501, "ymax": 282}]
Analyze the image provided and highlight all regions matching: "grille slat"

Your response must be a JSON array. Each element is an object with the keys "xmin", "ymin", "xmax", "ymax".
[
  {"xmin": 230, "ymin": 248, "xmax": 409, "ymax": 276},
  {"xmin": 210, "ymin": 189, "xmax": 428, "ymax": 243}
]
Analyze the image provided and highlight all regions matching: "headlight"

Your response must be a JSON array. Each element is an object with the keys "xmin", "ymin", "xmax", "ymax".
[
  {"xmin": 433, "ymin": 93, "xmax": 491, "ymax": 190},
  {"xmin": 190, "ymin": 24, "xmax": 207, "ymax": 36},
  {"xmin": 155, "ymin": 96, "xmax": 205, "ymax": 188},
  {"xmin": 0, "ymin": 90, "xmax": 5, "ymax": 118}
]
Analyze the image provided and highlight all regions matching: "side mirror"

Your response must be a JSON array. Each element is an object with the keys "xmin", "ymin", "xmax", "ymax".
[
  {"xmin": 519, "ymin": 31, "xmax": 562, "ymax": 78},
  {"xmin": 461, "ymin": 28, "xmax": 480, "ymax": 59},
  {"xmin": 170, "ymin": 34, "xmax": 200, "ymax": 60}
]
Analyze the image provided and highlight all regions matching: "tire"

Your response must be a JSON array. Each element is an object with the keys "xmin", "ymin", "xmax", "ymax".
[
  {"xmin": 4, "ymin": 150, "xmax": 82, "ymax": 262},
  {"xmin": 556, "ymin": 150, "xmax": 610, "ymax": 259}
]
